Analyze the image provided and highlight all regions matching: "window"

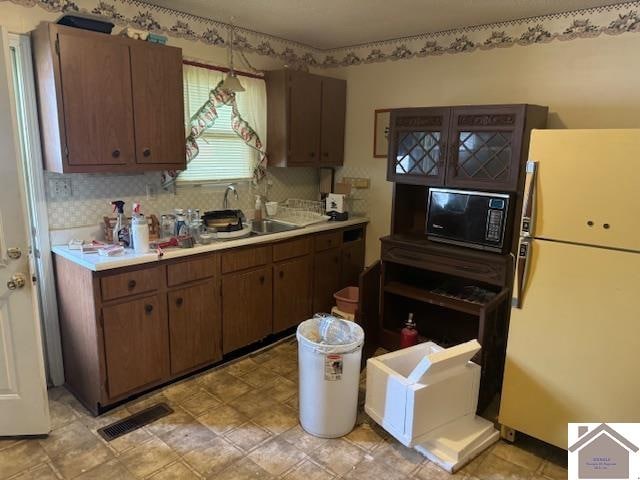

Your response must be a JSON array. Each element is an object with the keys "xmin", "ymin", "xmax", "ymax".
[{"xmin": 178, "ymin": 63, "xmax": 266, "ymax": 184}]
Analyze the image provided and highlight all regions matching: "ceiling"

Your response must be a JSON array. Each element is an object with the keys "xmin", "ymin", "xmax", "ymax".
[{"xmin": 139, "ymin": 0, "xmax": 629, "ymax": 50}]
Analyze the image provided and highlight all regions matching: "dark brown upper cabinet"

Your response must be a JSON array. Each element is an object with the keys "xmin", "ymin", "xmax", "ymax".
[
  {"xmin": 387, "ymin": 104, "xmax": 548, "ymax": 192},
  {"xmin": 265, "ymin": 69, "xmax": 346, "ymax": 167},
  {"xmin": 32, "ymin": 23, "xmax": 186, "ymax": 173}
]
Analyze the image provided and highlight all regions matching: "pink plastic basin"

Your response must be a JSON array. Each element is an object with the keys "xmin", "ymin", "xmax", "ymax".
[{"xmin": 333, "ymin": 286, "xmax": 359, "ymax": 315}]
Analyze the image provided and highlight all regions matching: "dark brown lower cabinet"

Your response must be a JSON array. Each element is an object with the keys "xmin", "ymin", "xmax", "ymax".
[
  {"xmin": 341, "ymin": 240, "xmax": 365, "ymax": 288},
  {"xmin": 168, "ymin": 280, "xmax": 221, "ymax": 375},
  {"xmin": 313, "ymin": 248, "xmax": 342, "ymax": 313},
  {"xmin": 273, "ymin": 256, "xmax": 312, "ymax": 332},
  {"xmin": 222, "ymin": 266, "xmax": 273, "ymax": 353},
  {"xmin": 102, "ymin": 294, "xmax": 169, "ymax": 399},
  {"xmin": 54, "ymin": 223, "xmax": 366, "ymax": 414}
]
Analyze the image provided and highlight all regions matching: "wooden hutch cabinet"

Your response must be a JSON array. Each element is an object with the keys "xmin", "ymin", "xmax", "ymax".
[
  {"xmin": 387, "ymin": 104, "xmax": 547, "ymax": 192},
  {"xmin": 361, "ymin": 103, "xmax": 548, "ymax": 411}
]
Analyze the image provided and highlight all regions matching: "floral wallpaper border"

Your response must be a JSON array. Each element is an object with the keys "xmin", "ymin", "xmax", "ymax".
[{"xmin": 2, "ymin": 0, "xmax": 640, "ymax": 68}]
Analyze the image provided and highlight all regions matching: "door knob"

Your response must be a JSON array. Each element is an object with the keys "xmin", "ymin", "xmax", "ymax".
[
  {"xmin": 7, "ymin": 247, "xmax": 21, "ymax": 260},
  {"xmin": 7, "ymin": 273, "xmax": 26, "ymax": 290}
]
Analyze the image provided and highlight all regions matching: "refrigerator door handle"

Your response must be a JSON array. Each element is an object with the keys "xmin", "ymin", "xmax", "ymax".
[
  {"xmin": 520, "ymin": 161, "xmax": 538, "ymax": 236},
  {"xmin": 512, "ymin": 237, "xmax": 532, "ymax": 309}
]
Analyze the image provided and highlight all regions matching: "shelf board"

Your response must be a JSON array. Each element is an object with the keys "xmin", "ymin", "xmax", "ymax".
[{"xmin": 384, "ymin": 281, "xmax": 483, "ymax": 316}]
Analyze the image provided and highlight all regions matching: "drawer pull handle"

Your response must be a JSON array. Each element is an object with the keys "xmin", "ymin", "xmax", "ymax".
[
  {"xmin": 143, "ymin": 148, "xmax": 151, "ymax": 157},
  {"xmin": 112, "ymin": 149, "xmax": 120, "ymax": 158},
  {"xmin": 128, "ymin": 280, "xmax": 137, "ymax": 289},
  {"xmin": 279, "ymin": 271, "xmax": 284, "ymax": 279},
  {"xmin": 259, "ymin": 275, "xmax": 265, "ymax": 284},
  {"xmin": 176, "ymin": 297, "xmax": 184, "ymax": 306},
  {"xmin": 144, "ymin": 304, "xmax": 153, "ymax": 314}
]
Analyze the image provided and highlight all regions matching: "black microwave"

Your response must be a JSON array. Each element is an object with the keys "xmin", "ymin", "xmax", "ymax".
[{"xmin": 426, "ymin": 188, "xmax": 510, "ymax": 253}]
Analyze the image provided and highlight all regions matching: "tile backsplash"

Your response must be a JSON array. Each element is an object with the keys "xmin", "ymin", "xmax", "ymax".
[{"xmin": 45, "ymin": 168, "xmax": 320, "ymax": 230}]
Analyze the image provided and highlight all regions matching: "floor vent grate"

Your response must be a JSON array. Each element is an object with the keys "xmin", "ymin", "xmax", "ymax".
[{"xmin": 97, "ymin": 403, "xmax": 173, "ymax": 441}]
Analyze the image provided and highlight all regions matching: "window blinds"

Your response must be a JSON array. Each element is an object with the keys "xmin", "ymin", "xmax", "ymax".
[{"xmin": 178, "ymin": 68, "xmax": 255, "ymax": 184}]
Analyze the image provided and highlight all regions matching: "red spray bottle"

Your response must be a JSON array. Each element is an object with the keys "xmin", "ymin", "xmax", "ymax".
[{"xmin": 400, "ymin": 313, "xmax": 418, "ymax": 349}]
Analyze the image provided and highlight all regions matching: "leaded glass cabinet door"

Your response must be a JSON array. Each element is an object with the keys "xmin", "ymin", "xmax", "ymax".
[
  {"xmin": 446, "ymin": 106, "xmax": 525, "ymax": 191},
  {"xmin": 387, "ymin": 108, "xmax": 450, "ymax": 186}
]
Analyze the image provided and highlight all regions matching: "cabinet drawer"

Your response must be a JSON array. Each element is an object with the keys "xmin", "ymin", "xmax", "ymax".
[
  {"xmin": 101, "ymin": 267, "xmax": 161, "ymax": 301},
  {"xmin": 167, "ymin": 254, "xmax": 219, "ymax": 287},
  {"xmin": 221, "ymin": 246, "xmax": 271, "ymax": 274},
  {"xmin": 315, "ymin": 231, "xmax": 341, "ymax": 252},
  {"xmin": 382, "ymin": 245, "xmax": 506, "ymax": 286},
  {"xmin": 273, "ymin": 236, "xmax": 312, "ymax": 262}
]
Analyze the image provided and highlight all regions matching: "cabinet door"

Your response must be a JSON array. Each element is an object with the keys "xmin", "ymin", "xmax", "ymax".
[
  {"xmin": 313, "ymin": 248, "xmax": 342, "ymax": 314},
  {"xmin": 446, "ymin": 106, "xmax": 525, "ymax": 191},
  {"xmin": 359, "ymin": 261, "xmax": 381, "ymax": 359},
  {"xmin": 387, "ymin": 107, "xmax": 450, "ymax": 185},
  {"xmin": 130, "ymin": 43, "xmax": 186, "ymax": 167},
  {"xmin": 168, "ymin": 280, "xmax": 221, "ymax": 375},
  {"xmin": 222, "ymin": 266, "xmax": 272, "ymax": 353},
  {"xmin": 320, "ymin": 77, "xmax": 346, "ymax": 166},
  {"xmin": 57, "ymin": 32, "xmax": 135, "ymax": 167},
  {"xmin": 288, "ymin": 71, "xmax": 322, "ymax": 165},
  {"xmin": 341, "ymin": 240, "xmax": 365, "ymax": 288},
  {"xmin": 274, "ymin": 256, "xmax": 312, "ymax": 332},
  {"xmin": 102, "ymin": 295, "xmax": 169, "ymax": 399}
]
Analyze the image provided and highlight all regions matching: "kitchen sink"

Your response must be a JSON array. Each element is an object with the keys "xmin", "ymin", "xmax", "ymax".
[{"xmin": 250, "ymin": 219, "xmax": 298, "ymax": 235}]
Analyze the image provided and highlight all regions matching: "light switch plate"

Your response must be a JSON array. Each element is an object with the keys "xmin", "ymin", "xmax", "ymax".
[{"xmin": 48, "ymin": 177, "xmax": 72, "ymax": 199}]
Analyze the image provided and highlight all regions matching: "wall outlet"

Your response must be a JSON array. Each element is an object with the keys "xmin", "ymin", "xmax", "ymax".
[
  {"xmin": 48, "ymin": 177, "xmax": 72, "ymax": 199},
  {"xmin": 342, "ymin": 177, "xmax": 370, "ymax": 189}
]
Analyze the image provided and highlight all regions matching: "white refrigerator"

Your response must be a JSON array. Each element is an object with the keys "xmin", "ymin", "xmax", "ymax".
[{"xmin": 498, "ymin": 129, "xmax": 640, "ymax": 449}]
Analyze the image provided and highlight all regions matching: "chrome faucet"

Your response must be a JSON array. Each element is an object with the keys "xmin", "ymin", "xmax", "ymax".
[{"xmin": 223, "ymin": 183, "xmax": 239, "ymax": 209}]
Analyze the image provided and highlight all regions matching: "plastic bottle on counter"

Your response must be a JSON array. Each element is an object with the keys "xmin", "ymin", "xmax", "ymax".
[
  {"xmin": 111, "ymin": 200, "xmax": 130, "ymax": 247},
  {"xmin": 254, "ymin": 195, "xmax": 263, "ymax": 221},
  {"xmin": 175, "ymin": 209, "xmax": 188, "ymax": 236},
  {"xmin": 131, "ymin": 202, "xmax": 150, "ymax": 254}
]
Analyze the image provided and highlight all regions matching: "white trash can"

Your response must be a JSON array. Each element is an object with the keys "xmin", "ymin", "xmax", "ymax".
[{"xmin": 296, "ymin": 316, "xmax": 364, "ymax": 438}]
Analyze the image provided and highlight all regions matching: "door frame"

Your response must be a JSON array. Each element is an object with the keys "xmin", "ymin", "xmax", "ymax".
[{"xmin": 8, "ymin": 33, "xmax": 64, "ymax": 386}]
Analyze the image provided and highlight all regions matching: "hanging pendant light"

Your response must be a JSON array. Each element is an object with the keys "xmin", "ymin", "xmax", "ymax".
[{"xmin": 221, "ymin": 22, "xmax": 245, "ymax": 93}]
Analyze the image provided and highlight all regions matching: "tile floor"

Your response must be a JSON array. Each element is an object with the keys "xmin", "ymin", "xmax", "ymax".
[{"xmin": 0, "ymin": 338, "xmax": 568, "ymax": 479}]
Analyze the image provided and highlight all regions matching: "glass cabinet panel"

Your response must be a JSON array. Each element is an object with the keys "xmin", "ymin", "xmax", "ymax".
[
  {"xmin": 456, "ymin": 131, "xmax": 513, "ymax": 182},
  {"xmin": 395, "ymin": 131, "xmax": 442, "ymax": 177}
]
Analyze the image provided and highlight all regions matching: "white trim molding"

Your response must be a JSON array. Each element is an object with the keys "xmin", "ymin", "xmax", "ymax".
[{"xmin": 8, "ymin": 32, "xmax": 64, "ymax": 386}]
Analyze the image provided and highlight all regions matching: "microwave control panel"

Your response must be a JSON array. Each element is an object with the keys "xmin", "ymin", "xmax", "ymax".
[{"xmin": 485, "ymin": 198, "xmax": 506, "ymax": 242}]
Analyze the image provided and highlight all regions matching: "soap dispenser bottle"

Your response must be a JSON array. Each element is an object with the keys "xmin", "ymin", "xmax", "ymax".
[
  {"xmin": 254, "ymin": 195, "xmax": 263, "ymax": 221},
  {"xmin": 111, "ymin": 200, "xmax": 130, "ymax": 247}
]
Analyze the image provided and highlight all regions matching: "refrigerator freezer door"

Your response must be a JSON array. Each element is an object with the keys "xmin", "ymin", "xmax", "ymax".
[
  {"xmin": 529, "ymin": 129, "xmax": 640, "ymax": 252},
  {"xmin": 499, "ymin": 239, "xmax": 640, "ymax": 449}
]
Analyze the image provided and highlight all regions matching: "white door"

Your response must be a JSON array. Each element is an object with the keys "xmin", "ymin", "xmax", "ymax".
[{"xmin": 0, "ymin": 26, "xmax": 49, "ymax": 436}]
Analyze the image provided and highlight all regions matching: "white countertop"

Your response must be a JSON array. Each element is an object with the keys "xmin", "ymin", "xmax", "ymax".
[{"xmin": 52, "ymin": 217, "xmax": 368, "ymax": 272}]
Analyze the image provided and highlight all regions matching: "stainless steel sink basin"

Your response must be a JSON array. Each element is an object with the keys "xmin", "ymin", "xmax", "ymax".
[{"xmin": 250, "ymin": 219, "xmax": 298, "ymax": 235}]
